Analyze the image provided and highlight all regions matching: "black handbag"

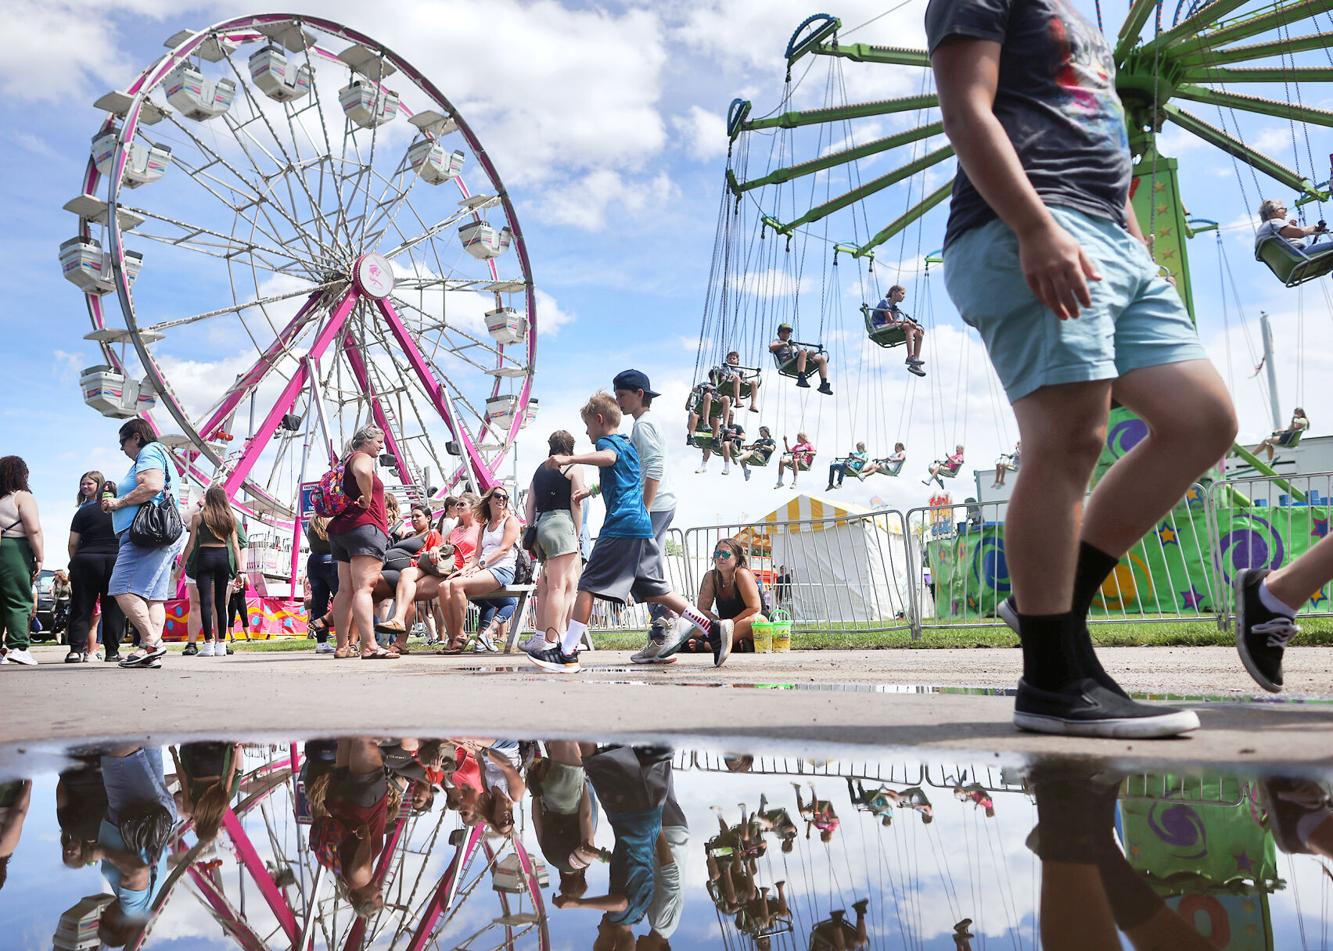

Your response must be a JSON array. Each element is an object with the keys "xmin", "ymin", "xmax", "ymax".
[{"xmin": 129, "ymin": 462, "xmax": 184, "ymax": 548}]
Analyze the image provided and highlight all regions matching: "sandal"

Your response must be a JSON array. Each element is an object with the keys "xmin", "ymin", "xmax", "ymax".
[
  {"xmin": 64, "ymin": 650, "xmax": 83, "ymax": 664},
  {"xmin": 333, "ymin": 646, "xmax": 354, "ymax": 659},
  {"xmin": 360, "ymin": 648, "xmax": 399, "ymax": 660},
  {"xmin": 309, "ymin": 619, "xmax": 328, "ymax": 639},
  {"xmin": 437, "ymin": 638, "xmax": 466, "ymax": 655}
]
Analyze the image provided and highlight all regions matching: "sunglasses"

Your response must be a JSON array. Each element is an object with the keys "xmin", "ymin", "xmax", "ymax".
[
  {"xmin": 712, "ymin": 550, "xmax": 734, "ymax": 560},
  {"xmin": 492, "ymin": 495, "xmax": 509, "ymax": 503}
]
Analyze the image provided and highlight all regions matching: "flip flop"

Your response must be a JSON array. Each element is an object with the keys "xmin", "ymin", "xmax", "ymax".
[{"xmin": 360, "ymin": 648, "xmax": 399, "ymax": 660}]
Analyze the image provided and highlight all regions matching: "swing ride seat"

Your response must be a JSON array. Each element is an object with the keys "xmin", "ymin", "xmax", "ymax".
[
  {"xmin": 873, "ymin": 457, "xmax": 906, "ymax": 477},
  {"xmin": 692, "ymin": 432, "xmax": 719, "ymax": 451},
  {"xmin": 1274, "ymin": 428, "xmax": 1305, "ymax": 449},
  {"xmin": 1255, "ymin": 235, "xmax": 1333, "ymax": 287},
  {"xmin": 934, "ymin": 459, "xmax": 963, "ymax": 479},
  {"xmin": 860, "ymin": 303, "xmax": 907, "ymax": 349},
  {"xmin": 741, "ymin": 449, "xmax": 772, "ymax": 468},
  {"xmin": 710, "ymin": 364, "xmax": 761, "ymax": 399},
  {"xmin": 782, "ymin": 452, "xmax": 814, "ymax": 472},
  {"xmin": 772, "ymin": 341, "xmax": 826, "ymax": 379}
]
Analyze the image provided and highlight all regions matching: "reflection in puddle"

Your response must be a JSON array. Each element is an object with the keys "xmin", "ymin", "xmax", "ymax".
[{"xmin": 0, "ymin": 738, "xmax": 1327, "ymax": 948}]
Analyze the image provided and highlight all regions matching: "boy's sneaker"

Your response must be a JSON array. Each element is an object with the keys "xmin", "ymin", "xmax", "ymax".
[
  {"xmin": 183, "ymin": 642, "xmax": 199, "ymax": 656},
  {"xmin": 817, "ymin": 380, "xmax": 832, "ymax": 395},
  {"xmin": 1234, "ymin": 568, "xmax": 1298, "ymax": 693},
  {"xmin": 654, "ymin": 617, "xmax": 695, "ymax": 660},
  {"xmin": 1012, "ymin": 677, "xmax": 1199, "ymax": 739},
  {"xmin": 795, "ymin": 374, "xmax": 811, "ymax": 388},
  {"xmin": 631, "ymin": 620, "xmax": 679, "ymax": 665},
  {"xmin": 722, "ymin": 462, "xmax": 731, "ymax": 475},
  {"xmin": 524, "ymin": 642, "xmax": 579, "ymax": 673},
  {"xmin": 199, "ymin": 641, "xmax": 216, "ymax": 657},
  {"xmin": 709, "ymin": 619, "xmax": 735, "ymax": 668},
  {"xmin": 695, "ymin": 464, "xmax": 708, "ymax": 474},
  {"xmin": 315, "ymin": 642, "xmax": 335, "ymax": 654},
  {"xmin": 5, "ymin": 649, "xmax": 37, "ymax": 667},
  {"xmin": 119, "ymin": 644, "xmax": 167, "ymax": 669},
  {"xmin": 907, "ymin": 364, "xmax": 926, "ymax": 377},
  {"xmin": 743, "ymin": 467, "xmax": 752, "ymax": 482},
  {"xmin": 520, "ymin": 632, "xmax": 548, "ymax": 654}
]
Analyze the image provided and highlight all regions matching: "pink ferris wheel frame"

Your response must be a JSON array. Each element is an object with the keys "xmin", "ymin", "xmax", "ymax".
[{"xmin": 78, "ymin": 13, "xmax": 537, "ymax": 524}]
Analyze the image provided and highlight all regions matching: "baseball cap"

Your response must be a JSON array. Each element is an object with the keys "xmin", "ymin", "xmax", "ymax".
[
  {"xmin": 777, "ymin": 322, "xmax": 793, "ymax": 332},
  {"xmin": 612, "ymin": 369, "xmax": 660, "ymax": 398}
]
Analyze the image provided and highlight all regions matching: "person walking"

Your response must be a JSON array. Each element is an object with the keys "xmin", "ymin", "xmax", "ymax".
[
  {"xmin": 524, "ymin": 431, "xmax": 585, "ymax": 646},
  {"xmin": 66, "ymin": 469, "xmax": 125, "ymax": 663},
  {"xmin": 613, "ymin": 370, "xmax": 681, "ymax": 659},
  {"xmin": 929, "ymin": 0, "xmax": 1236, "ymax": 735},
  {"xmin": 0, "ymin": 456, "xmax": 44, "ymax": 667},
  {"xmin": 327, "ymin": 425, "xmax": 394, "ymax": 660},
  {"xmin": 306, "ymin": 515, "xmax": 338, "ymax": 653},
  {"xmin": 182, "ymin": 485, "xmax": 245, "ymax": 657},
  {"xmin": 103, "ymin": 420, "xmax": 183, "ymax": 669}
]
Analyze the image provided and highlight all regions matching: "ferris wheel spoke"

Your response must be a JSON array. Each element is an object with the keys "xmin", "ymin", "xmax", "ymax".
[
  {"xmin": 387, "ymin": 294, "xmax": 506, "ymax": 371},
  {"xmin": 221, "ymin": 286, "xmax": 359, "ymax": 499},
  {"xmin": 341, "ymin": 331, "xmax": 416, "ymax": 485},
  {"xmin": 144, "ymin": 279, "xmax": 342, "ymax": 334},
  {"xmin": 375, "ymin": 297, "xmax": 493, "ymax": 486},
  {"xmin": 195, "ymin": 289, "xmax": 330, "ymax": 439},
  {"xmin": 121, "ymin": 202, "xmax": 322, "ymax": 268}
]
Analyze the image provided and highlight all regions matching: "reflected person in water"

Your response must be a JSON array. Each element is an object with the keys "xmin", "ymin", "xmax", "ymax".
[{"xmin": 95, "ymin": 744, "xmax": 176, "ymax": 946}]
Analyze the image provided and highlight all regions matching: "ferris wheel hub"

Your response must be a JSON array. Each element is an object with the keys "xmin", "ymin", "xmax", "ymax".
[{"xmin": 352, "ymin": 251, "xmax": 395, "ymax": 300}]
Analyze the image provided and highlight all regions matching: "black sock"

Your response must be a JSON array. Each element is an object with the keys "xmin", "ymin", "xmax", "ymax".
[
  {"xmin": 1016, "ymin": 613, "xmax": 1082, "ymax": 690},
  {"xmin": 1069, "ymin": 542, "xmax": 1130, "ymax": 698}
]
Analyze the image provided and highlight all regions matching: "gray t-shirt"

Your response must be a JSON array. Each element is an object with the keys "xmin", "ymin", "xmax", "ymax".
[
  {"xmin": 926, "ymin": 0, "xmax": 1131, "ymax": 249},
  {"xmin": 631, "ymin": 412, "xmax": 676, "ymax": 514},
  {"xmin": 1255, "ymin": 218, "xmax": 1291, "ymax": 250}
]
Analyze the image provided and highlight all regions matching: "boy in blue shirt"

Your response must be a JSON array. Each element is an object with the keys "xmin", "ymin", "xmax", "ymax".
[{"xmin": 526, "ymin": 392, "xmax": 732, "ymax": 672}]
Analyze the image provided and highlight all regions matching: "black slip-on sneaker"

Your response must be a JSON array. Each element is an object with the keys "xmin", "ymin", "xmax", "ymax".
[
  {"xmin": 1013, "ymin": 677, "xmax": 1199, "ymax": 739},
  {"xmin": 709, "ymin": 619, "xmax": 734, "ymax": 668},
  {"xmin": 1234, "ymin": 568, "xmax": 1298, "ymax": 693},
  {"xmin": 1259, "ymin": 777, "xmax": 1331, "ymax": 855}
]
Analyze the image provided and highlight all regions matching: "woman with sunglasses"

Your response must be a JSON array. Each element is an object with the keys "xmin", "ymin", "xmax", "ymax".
[
  {"xmin": 437, "ymin": 486, "xmax": 520, "ymax": 653},
  {"xmin": 692, "ymin": 538, "xmax": 767, "ymax": 653}
]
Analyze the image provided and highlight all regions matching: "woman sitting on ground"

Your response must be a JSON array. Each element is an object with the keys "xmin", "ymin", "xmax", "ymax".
[
  {"xmin": 437, "ymin": 487, "xmax": 520, "ymax": 653},
  {"xmin": 856, "ymin": 442, "xmax": 907, "ymax": 480},
  {"xmin": 376, "ymin": 503, "xmax": 453, "ymax": 651},
  {"xmin": 684, "ymin": 538, "xmax": 766, "ymax": 653}
]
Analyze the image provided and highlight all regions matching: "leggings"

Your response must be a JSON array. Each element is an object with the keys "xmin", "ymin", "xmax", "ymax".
[
  {"xmin": 307, "ymin": 553, "xmax": 338, "ymax": 642},
  {"xmin": 193, "ymin": 547, "xmax": 231, "ymax": 641},
  {"xmin": 227, "ymin": 590, "xmax": 249, "ymax": 634},
  {"xmin": 68, "ymin": 551, "xmax": 125, "ymax": 650}
]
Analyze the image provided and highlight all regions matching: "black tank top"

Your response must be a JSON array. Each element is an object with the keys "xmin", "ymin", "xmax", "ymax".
[
  {"xmin": 710, "ymin": 569, "xmax": 749, "ymax": 620},
  {"xmin": 531, "ymin": 464, "xmax": 572, "ymax": 515}
]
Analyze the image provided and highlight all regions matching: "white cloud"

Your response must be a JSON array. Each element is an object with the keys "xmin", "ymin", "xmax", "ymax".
[
  {"xmin": 727, "ymin": 268, "xmax": 812, "ymax": 299},
  {"xmin": 536, "ymin": 168, "xmax": 678, "ymax": 230},
  {"xmin": 534, "ymin": 288, "xmax": 575, "ymax": 336},
  {"xmin": 671, "ymin": 105, "xmax": 729, "ymax": 162}
]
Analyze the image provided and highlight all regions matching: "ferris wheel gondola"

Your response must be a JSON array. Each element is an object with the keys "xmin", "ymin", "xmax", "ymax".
[{"xmin": 63, "ymin": 14, "xmax": 537, "ymax": 526}]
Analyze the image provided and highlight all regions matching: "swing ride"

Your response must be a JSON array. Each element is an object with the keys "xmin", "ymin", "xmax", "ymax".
[
  {"xmin": 693, "ymin": 0, "xmax": 1333, "ymax": 494},
  {"xmin": 64, "ymin": 14, "xmax": 535, "ymax": 588}
]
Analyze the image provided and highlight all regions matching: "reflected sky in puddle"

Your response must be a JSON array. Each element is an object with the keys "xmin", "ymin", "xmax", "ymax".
[{"xmin": 0, "ymin": 737, "xmax": 1328, "ymax": 949}]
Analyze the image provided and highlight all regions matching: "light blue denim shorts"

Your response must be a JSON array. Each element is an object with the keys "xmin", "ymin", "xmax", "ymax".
[
  {"xmin": 108, "ymin": 531, "xmax": 180, "ymax": 602},
  {"xmin": 942, "ymin": 206, "xmax": 1206, "ymax": 403}
]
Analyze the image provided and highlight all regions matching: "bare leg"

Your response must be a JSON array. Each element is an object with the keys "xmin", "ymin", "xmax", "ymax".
[
  {"xmin": 115, "ymin": 594, "xmax": 157, "ymax": 648},
  {"xmin": 1041, "ymin": 863, "xmax": 1120, "ymax": 951},
  {"xmin": 1085, "ymin": 361, "xmax": 1236, "ymax": 556},
  {"xmin": 796, "ymin": 351, "xmax": 808, "ymax": 375},
  {"xmin": 347, "ymin": 556, "xmax": 381, "ymax": 653},
  {"xmin": 1266, "ymin": 532, "xmax": 1333, "ymax": 608},
  {"xmin": 1009, "ymin": 381, "xmax": 1112, "ymax": 614},
  {"xmin": 332, "ymin": 561, "xmax": 353, "ymax": 651},
  {"xmin": 814, "ymin": 353, "xmax": 829, "ymax": 381},
  {"xmin": 750, "ymin": 377, "xmax": 761, "ymax": 411}
]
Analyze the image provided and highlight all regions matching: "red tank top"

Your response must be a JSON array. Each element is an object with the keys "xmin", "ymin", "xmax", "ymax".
[{"xmin": 329, "ymin": 451, "xmax": 387, "ymax": 535}]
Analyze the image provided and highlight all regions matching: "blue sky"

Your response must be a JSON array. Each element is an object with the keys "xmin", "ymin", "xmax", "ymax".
[{"xmin": 3, "ymin": 0, "xmax": 1331, "ymax": 565}]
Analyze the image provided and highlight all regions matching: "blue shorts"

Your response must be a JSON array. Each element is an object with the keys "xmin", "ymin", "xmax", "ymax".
[
  {"xmin": 108, "ymin": 531, "xmax": 180, "ymax": 602},
  {"xmin": 943, "ymin": 206, "xmax": 1206, "ymax": 403}
]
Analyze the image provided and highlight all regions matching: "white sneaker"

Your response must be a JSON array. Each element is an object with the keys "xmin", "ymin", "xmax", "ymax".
[
  {"xmin": 199, "ymin": 642, "xmax": 216, "ymax": 657},
  {"xmin": 315, "ymin": 642, "xmax": 335, "ymax": 654},
  {"xmin": 520, "ymin": 632, "xmax": 547, "ymax": 653},
  {"xmin": 722, "ymin": 462, "xmax": 731, "ymax": 475},
  {"xmin": 5, "ymin": 649, "xmax": 37, "ymax": 666},
  {"xmin": 695, "ymin": 465, "xmax": 708, "ymax": 474}
]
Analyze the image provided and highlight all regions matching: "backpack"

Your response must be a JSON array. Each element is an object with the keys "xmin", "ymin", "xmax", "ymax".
[
  {"xmin": 311, "ymin": 462, "xmax": 350, "ymax": 518},
  {"xmin": 512, "ymin": 545, "xmax": 534, "ymax": 586}
]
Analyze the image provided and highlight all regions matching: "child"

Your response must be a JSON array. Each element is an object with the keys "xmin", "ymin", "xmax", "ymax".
[
  {"xmin": 525, "ymin": 392, "xmax": 733, "ymax": 672},
  {"xmin": 928, "ymin": 0, "xmax": 1236, "ymax": 736}
]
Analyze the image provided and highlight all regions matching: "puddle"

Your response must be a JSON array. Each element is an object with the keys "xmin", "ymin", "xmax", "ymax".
[{"xmin": 0, "ymin": 735, "xmax": 1327, "ymax": 948}]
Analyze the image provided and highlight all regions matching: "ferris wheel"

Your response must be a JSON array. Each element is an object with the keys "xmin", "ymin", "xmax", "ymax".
[
  {"xmin": 702, "ymin": 0, "xmax": 1333, "ymax": 478},
  {"xmin": 62, "ymin": 14, "xmax": 537, "ymax": 520}
]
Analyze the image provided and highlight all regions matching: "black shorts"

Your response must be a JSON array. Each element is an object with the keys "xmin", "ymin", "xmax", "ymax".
[{"xmin": 329, "ymin": 524, "xmax": 389, "ymax": 563}]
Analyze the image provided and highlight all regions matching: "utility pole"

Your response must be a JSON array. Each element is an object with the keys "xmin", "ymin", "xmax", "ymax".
[{"xmin": 1260, "ymin": 311, "xmax": 1282, "ymax": 432}]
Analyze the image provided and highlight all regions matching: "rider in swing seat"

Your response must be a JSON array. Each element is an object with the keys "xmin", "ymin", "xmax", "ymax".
[
  {"xmin": 870, "ymin": 284, "xmax": 926, "ymax": 375},
  {"xmin": 856, "ymin": 442, "xmax": 907, "ymax": 480},
  {"xmin": 1255, "ymin": 197, "xmax": 1333, "ymax": 284},
  {"xmin": 769, "ymin": 324, "xmax": 832, "ymax": 395}
]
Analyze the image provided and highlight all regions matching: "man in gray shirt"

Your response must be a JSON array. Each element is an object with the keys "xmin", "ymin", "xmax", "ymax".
[{"xmin": 613, "ymin": 370, "xmax": 679, "ymax": 664}]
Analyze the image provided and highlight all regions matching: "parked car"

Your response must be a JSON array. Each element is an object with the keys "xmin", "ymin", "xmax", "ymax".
[{"xmin": 32, "ymin": 568, "xmax": 57, "ymax": 641}]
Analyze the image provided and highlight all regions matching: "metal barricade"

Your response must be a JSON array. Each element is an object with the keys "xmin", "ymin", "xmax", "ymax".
[
  {"xmin": 586, "ymin": 526, "xmax": 691, "ymax": 633},
  {"xmin": 1208, "ymin": 470, "xmax": 1333, "ymax": 629},
  {"xmin": 686, "ymin": 751, "xmax": 925, "ymax": 787},
  {"xmin": 905, "ymin": 482, "xmax": 1217, "ymax": 635},
  {"xmin": 677, "ymin": 508, "xmax": 915, "ymax": 637}
]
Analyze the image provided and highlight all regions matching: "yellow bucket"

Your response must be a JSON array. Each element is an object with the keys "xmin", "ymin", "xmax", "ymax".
[
  {"xmin": 751, "ymin": 620, "xmax": 773, "ymax": 653},
  {"xmin": 770, "ymin": 609, "xmax": 792, "ymax": 652}
]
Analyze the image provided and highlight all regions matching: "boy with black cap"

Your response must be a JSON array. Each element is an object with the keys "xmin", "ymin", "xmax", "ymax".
[
  {"xmin": 769, "ymin": 324, "xmax": 831, "ymax": 394},
  {"xmin": 525, "ymin": 392, "xmax": 732, "ymax": 672},
  {"xmin": 612, "ymin": 370, "xmax": 682, "ymax": 664}
]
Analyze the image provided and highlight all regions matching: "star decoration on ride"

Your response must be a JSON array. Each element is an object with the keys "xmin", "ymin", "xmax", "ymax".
[
  {"xmin": 1156, "ymin": 524, "xmax": 1178, "ymax": 546},
  {"xmin": 1311, "ymin": 516, "xmax": 1329, "ymax": 538},
  {"xmin": 1233, "ymin": 850, "xmax": 1254, "ymax": 873},
  {"xmin": 1309, "ymin": 588, "xmax": 1328, "ymax": 608}
]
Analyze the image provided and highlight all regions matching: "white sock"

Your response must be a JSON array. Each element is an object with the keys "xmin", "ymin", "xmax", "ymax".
[
  {"xmin": 680, "ymin": 606, "xmax": 714, "ymax": 636},
  {"xmin": 1258, "ymin": 580, "xmax": 1298, "ymax": 617},
  {"xmin": 560, "ymin": 620, "xmax": 588, "ymax": 654}
]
